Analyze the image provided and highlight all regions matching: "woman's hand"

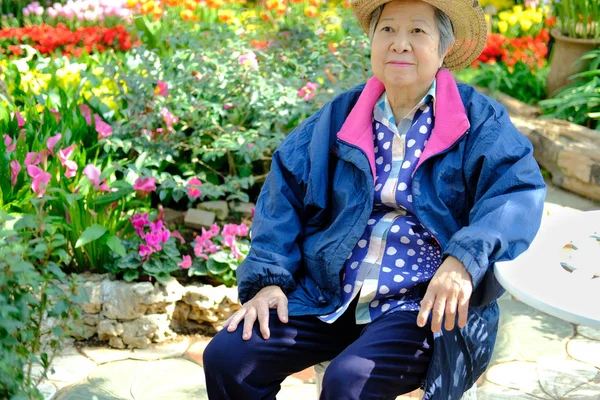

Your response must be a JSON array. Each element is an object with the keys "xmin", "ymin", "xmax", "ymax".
[
  {"xmin": 417, "ymin": 256, "xmax": 473, "ymax": 333},
  {"xmin": 224, "ymin": 285, "xmax": 288, "ymax": 340}
]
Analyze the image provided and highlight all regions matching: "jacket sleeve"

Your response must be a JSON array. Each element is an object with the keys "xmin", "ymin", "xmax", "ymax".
[
  {"xmin": 442, "ymin": 108, "xmax": 546, "ymax": 290},
  {"xmin": 236, "ymin": 122, "xmax": 314, "ymax": 304}
]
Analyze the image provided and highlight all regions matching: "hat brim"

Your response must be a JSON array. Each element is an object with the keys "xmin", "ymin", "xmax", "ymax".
[{"xmin": 352, "ymin": 0, "xmax": 487, "ymax": 70}]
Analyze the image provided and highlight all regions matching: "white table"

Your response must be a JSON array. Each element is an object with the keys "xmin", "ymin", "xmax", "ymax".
[{"xmin": 494, "ymin": 210, "xmax": 600, "ymax": 328}]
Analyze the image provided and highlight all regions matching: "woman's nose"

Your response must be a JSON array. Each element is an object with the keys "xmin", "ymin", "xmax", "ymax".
[{"xmin": 391, "ymin": 34, "xmax": 411, "ymax": 53}]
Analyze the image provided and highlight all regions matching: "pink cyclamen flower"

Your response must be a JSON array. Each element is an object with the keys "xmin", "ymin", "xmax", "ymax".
[
  {"xmin": 237, "ymin": 223, "xmax": 249, "ymax": 237},
  {"xmin": 238, "ymin": 51, "xmax": 258, "ymax": 70},
  {"xmin": 172, "ymin": 230, "xmax": 186, "ymax": 244},
  {"xmin": 10, "ymin": 160, "xmax": 21, "ymax": 186},
  {"xmin": 133, "ymin": 177, "xmax": 157, "ymax": 194},
  {"xmin": 222, "ymin": 224, "xmax": 238, "ymax": 236},
  {"xmin": 139, "ymin": 244, "xmax": 155, "ymax": 259},
  {"xmin": 155, "ymin": 80, "xmax": 168, "ymax": 97},
  {"xmin": 46, "ymin": 133, "xmax": 62, "ymax": 156},
  {"xmin": 223, "ymin": 103, "xmax": 234, "ymax": 110},
  {"xmin": 131, "ymin": 212, "xmax": 150, "ymax": 236},
  {"xmin": 178, "ymin": 255, "xmax": 192, "ymax": 269},
  {"xmin": 94, "ymin": 115, "xmax": 112, "ymax": 139},
  {"xmin": 187, "ymin": 177, "xmax": 203, "ymax": 199},
  {"xmin": 3, "ymin": 134, "xmax": 16, "ymax": 152},
  {"xmin": 83, "ymin": 164, "xmax": 101, "ymax": 188}
]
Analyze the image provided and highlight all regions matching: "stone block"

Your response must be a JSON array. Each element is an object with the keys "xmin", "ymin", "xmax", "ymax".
[
  {"xmin": 97, "ymin": 320, "xmax": 124, "ymax": 341},
  {"xmin": 228, "ymin": 202, "xmax": 255, "ymax": 216},
  {"xmin": 184, "ymin": 208, "xmax": 216, "ymax": 230},
  {"xmin": 163, "ymin": 207, "xmax": 184, "ymax": 227},
  {"xmin": 101, "ymin": 280, "xmax": 148, "ymax": 320},
  {"xmin": 197, "ymin": 200, "xmax": 229, "ymax": 220}
]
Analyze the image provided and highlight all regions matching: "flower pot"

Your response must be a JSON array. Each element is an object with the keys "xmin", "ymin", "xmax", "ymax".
[{"xmin": 547, "ymin": 29, "xmax": 600, "ymax": 96}]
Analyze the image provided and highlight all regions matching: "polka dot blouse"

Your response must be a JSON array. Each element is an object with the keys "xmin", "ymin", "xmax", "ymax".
[{"xmin": 320, "ymin": 81, "xmax": 443, "ymax": 324}]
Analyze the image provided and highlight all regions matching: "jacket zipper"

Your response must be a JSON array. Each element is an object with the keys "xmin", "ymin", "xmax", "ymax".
[{"xmin": 410, "ymin": 129, "xmax": 470, "ymax": 249}]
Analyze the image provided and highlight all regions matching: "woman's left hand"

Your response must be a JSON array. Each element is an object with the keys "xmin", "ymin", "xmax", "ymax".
[{"xmin": 416, "ymin": 255, "xmax": 473, "ymax": 333}]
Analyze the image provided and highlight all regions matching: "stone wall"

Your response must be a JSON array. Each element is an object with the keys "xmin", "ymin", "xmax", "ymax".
[
  {"xmin": 476, "ymin": 86, "xmax": 600, "ymax": 202},
  {"xmin": 71, "ymin": 273, "xmax": 240, "ymax": 349}
]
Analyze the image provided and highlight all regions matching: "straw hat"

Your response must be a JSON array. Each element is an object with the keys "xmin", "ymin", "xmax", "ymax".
[{"xmin": 351, "ymin": 0, "xmax": 487, "ymax": 70}]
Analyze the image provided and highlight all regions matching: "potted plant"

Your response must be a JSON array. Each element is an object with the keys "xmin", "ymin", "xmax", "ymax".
[{"xmin": 547, "ymin": 0, "xmax": 600, "ymax": 95}]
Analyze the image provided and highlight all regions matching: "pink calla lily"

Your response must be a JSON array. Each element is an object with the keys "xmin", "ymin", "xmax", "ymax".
[
  {"xmin": 83, "ymin": 164, "xmax": 101, "ymax": 188},
  {"xmin": 10, "ymin": 160, "xmax": 21, "ymax": 186},
  {"xmin": 94, "ymin": 115, "xmax": 112, "ymax": 138},
  {"xmin": 46, "ymin": 133, "xmax": 62, "ymax": 156}
]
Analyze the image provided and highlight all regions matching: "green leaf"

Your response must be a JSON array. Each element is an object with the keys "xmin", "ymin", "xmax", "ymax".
[
  {"xmin": 123, "ymin": 270, "xmax": 139, "ymax": 282},
  {"xmin": 207, "ymin": 258, "xmax": 230, "ymax": 274},
  {"xmin": 106, "ymin": 235, "xmax": 127, "ymax": 257},
  {"xmin": 75, "ymin": 224, "xmax": 108, "ymax": 248}
]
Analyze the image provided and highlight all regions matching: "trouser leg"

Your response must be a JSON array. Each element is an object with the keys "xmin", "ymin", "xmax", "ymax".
[
  {"xmin": 320, "ymin": 310, "xmax": 433, "ymax": 400},
  {"xmin": 203, "ymin": 309, "xmax": 362, "ymax": 400}
]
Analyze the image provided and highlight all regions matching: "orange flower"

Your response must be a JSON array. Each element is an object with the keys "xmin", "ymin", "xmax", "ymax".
[
  {"xmin": 260, "ymin": 10, "xmax": 271, "ymax": 21},
  {"xmin": 304, "ymin": 5, "xmax": 318, "ymax": 17},
  {"xmin": 276, "ymin": 3, "xmax": 287, "ymax": 16},
  {"xmin": 218, "ymin": 9, "xmax": 236, "ymax": 23},
  {"xmin": 308, "ymin": 0, "xmax": 320, "ymax": 7},
  {"xmin": 140, "ymin": 1, "xmax": 155, "ymax": 13},
  {"xmin": 250, "ymin": 39, "xmax": 269, "ymax": 50},
  {"xmin": 185, "ymin": 0, "xmax": 197, "ymax": 10},
  {"xmin": 181, "ymin": 9, "xmax": 197, "ymax": 20},
  {"xmin": 341, "ymin": 0, "xmax": 350, "ymax": 7},
  {"xmin": 264, "ymin": 0, "xmax": 279, "ymax": 10},
  {"xmin": 207, "ymin": 0, "xmax": 223, "ymax": 8},
  {"xmin": 291, "ymin": 0, "xmax": 303, "ymax": 3},
  {"xmin": 328, "ymin": 42, "xmax": 338, "ymax": 54}
]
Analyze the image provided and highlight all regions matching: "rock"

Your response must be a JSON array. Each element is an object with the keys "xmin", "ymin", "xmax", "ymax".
[
  {"xmin": 163, "ymin": 207, "xmax": 184, "ymax": 227},
  {"xmin": 228, "ymin": 202, "xmax": 255, "ymax": 217},
  {"xmin": 81, "ymin": 280, "xmax": 103, "ymax": 314},
  {"xmin": 109, "ymin": 337, "xmax": 126, "ymax": 349},
  {"xmin": 197, "ymin": 201, "xmax": 229, "ymax": 220},
  {"xmin": 139, "ymin": 277, "xmax": 185, "ymax": 306},
  {"xmin": 36, "ymin": 380, "xmax": 57, "ymax": 400},
  {"xmin": 474, "ymin": 85, "xmax": 541, "ymax": 119},
  {"xmin": 120, "ymin": 314, "xmax": 175, "ymax": 348},
  {"xmin": 512, "ymin": 117, "xmax": 600, "ymax": 201},
  {"xmin": 80, "ymin": 346, "xmax": 135, "ymax": 364},
  {"xmin": 101, "ymin": 280, "xmax": 149, "ymax": 320},
  {"xmin": 97, "ymin": 320, "xmax": 124, "ymax": 341},
  {"xmin": 180, "ymin": 285, "xmax": 240, "ymax": 326},
  {"xmin": 184, "ymin": 208, "xmax": 216, "ymax": 230}
]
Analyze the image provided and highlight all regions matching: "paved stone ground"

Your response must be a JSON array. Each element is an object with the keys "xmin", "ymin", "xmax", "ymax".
[{"xmin": 43, "ymin": 181, "xmax": 600, "ymax": 400}]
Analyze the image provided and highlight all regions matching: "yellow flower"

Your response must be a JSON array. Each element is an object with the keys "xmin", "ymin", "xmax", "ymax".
[
  {"xmin": 532, "ymin": 12, "xmax": 543, "ymax": 24},
  {"xmin": 508, "ymin": 14, "xmax": 518, "ymax": 26},
  {"xmin": 498, "ymin": 11, "xmax": 510, "ymax": 21},
  {"xmin": 218, "ymin": 9, "xmax": 236, "ymax": 23},
  {"xmin": 512, "ymin": 5, "xmax": 523, "ymax": 14},
  {"xmin": 520, "ymin": 19, "xmax": 532, "ymax": 31},
  {"xmin": 497, "ymin": 20, "xmax": 508, "ymax": 33},
  {"xmin": 305, "ymin": 5, "xmax": 318, "ymax": 18}
]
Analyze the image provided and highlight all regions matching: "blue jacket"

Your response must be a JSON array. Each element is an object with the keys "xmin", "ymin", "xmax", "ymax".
[{"xmin": 237, "ymin": 69, "xmax": 546, "ymax": 399}]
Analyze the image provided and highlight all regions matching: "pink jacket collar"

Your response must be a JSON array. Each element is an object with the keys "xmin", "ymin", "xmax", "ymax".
[{"xmin": 337, "ymin": 68, "xmax": 470, "ymax": 183}]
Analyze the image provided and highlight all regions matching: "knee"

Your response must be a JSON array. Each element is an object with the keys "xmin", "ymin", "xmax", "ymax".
[
  {"xmin": 203, "ymin": 331, "xmax": 242, "ymax": 377},
  {"xmin": 321, "ymin": 355, "xmax": 371, "ymax": 394}
]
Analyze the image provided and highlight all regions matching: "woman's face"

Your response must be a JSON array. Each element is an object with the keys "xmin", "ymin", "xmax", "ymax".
[{"xmin": 370, "ymin": 0, "xmax": 448, "ymax": 91}]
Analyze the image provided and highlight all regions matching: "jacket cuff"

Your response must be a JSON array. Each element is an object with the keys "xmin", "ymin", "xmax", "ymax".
[
  {"xmin": 238, "ymin": 272, "xmax": 297, "ymax": 304},
  {"xmin": 443, "ymin": 241, "xmax": 486, "ymax": 289}
]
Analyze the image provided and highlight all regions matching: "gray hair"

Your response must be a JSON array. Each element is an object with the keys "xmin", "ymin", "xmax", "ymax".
[{"xmin": 368, "ymin": 4, "xmax": 456, "ymax": 58}]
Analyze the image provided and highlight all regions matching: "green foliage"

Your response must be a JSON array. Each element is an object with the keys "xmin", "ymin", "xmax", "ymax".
[
  {"xmin": 458, "ymin": 62, "xmax": 548, "ymax": 104},
  {"xmin": 0, "ymin": 208, "xmax": 81, "ymax": 399},
  {"xmin": 552, "ymin": 0, "xmax": 600, "ymax": 39},
  {"xmin": 540, "ymin": 48, "xmax": 600, "ymax": 129}
]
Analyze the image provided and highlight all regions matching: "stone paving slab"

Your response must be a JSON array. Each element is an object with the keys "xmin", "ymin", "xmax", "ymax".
[
  {"xmin": 567, "ymin": 337, "xmax": 600, "ymax": 369},
  {"xmin": 81, "ymin": 337, "xmax": 190, "ymax": 364},
  {"xmin": 491, "ymin": 298, "xmax": 575, "ymax": 364}
]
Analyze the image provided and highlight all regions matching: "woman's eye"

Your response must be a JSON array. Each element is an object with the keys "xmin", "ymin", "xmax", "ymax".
[
  {"xmin": 381, "ymin": 26, "xmax": 392, "ymax": 32},
  {"xmin": 413, "ymin": 28, "xmax": 425, "ymax": 33}
]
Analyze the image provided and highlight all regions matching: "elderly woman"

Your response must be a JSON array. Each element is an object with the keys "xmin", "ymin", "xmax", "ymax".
[{"xmin": 203, "ymin": 0, "xmax": 546, "ymax": 398}]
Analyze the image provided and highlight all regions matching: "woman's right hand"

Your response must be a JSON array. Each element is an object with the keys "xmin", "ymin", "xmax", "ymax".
[{"xmin": 224, "ymin": 285, "xmax": 288, "ymax": 340}]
